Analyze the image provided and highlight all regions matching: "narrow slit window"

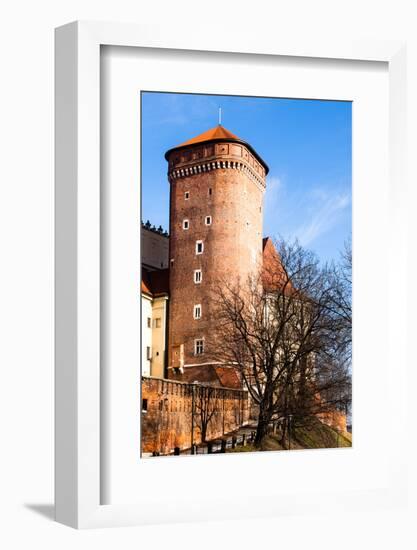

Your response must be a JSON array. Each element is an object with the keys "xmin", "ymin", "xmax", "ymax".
[
  {"xmin": 196, "ymin": 240, "xmax": 204, "ymax": 255},
  {"xmin": 184, "ymin": 191, "xmax": 190, "ymax": 200},
  {"xmin": 205, "ymin": 216, "xmax": 212, "ymax": 226},
  {"xmin": 183, "ymin": 219, "xmax": 189, "ymax": 230},
  {"xmin": 194, "ymin": 269, "xmax": 202, "ymax": 284},
  {"xmin": 193, "ymin": 304, "xmax": 202, "ymax": 320},
  {"xmin": 142, "ymin": 398, "xmax": 148, "ymax": 412},
  {"xmin": 208, "ymin": 188, "xmax": 212, "ymax": 196}
]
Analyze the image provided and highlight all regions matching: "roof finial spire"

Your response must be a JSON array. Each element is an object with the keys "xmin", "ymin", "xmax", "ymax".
[{"xmin": 218, "ymin": 107, "xmax": 222, "ymax": 126}]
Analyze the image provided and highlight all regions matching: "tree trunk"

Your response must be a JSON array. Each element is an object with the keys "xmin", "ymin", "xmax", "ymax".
[
  {"xmin": 280, "ymin": 421, "xmax": 286, "ymax": 446},
  {"xmin": 201, "ymin": 423, "xmax": 207, "ymax": 443},
  {"xmin": 254, "ymin": 407, "xmax": 271, "ymax": 447}
]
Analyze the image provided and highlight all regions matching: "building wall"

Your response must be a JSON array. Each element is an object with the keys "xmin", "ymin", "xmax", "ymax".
[
  {"xmin": 141, "ymin": 376, "xmax": 249, "ymax": 455},
  {"xmin": 167, "ymin": 141, "xmax": 266, "ymax": 370},
  {"xmin": 141, "ymin": 294, "xmax": 169, "ymax": 378},
  {"xmin": 150, "ymin": 296, "xmax": 168, "ymax": 378},
  {"xmin": 141, "ymin": 226, "xmax": 169, "ymax": 270},
  {"xmin": 141, "ymin": 295, "xmax": 153, "ymax": 376}
]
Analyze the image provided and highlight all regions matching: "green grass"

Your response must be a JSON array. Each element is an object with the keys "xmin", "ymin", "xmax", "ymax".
[
  {"xmin": 227, "ymin": 444, "xmax": 257, "ymax": 453},
  {"xmin": 260, "ymin": 435, "xmax": 285, "ymax": 451},
  {"xmin": 227, "ymin": 436, "xmax": 284, "ymax": 453},
  {"xmin": 226, "ymin": 419, "xmax": 352, "ymax": 453},
  {"xmin": 292, "ymin": 419, "xmax": 352, "ymax": 449}
]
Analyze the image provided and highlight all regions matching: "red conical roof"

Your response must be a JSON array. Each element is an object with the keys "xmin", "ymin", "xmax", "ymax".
[
  {"xmin": 165, "ymin": 124, "xmax": 269, "ymax": 174},
  {"xmin": 178, "ymin": 125, "xmax": 239, "ymax": 147}
]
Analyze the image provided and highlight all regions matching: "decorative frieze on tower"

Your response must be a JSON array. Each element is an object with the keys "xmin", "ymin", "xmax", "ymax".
[{"xmin": 165, "ymin": 125, "xmax": 268, "ymax": 374}]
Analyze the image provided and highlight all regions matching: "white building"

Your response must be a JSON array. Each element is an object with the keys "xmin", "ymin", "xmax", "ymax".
[{"xmin": 141, "ymin": 223, "xmax": 170, "ymax": 378}]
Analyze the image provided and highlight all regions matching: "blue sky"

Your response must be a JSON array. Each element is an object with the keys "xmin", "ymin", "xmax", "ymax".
[{"xmin": 141, "ymin": 92, "xmax": 351, "ymax": 263}]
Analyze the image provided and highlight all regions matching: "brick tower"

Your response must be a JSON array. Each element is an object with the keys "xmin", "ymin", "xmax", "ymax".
[{"xmin": 165, "ymin": 125, "xmax": 268, "ymax": 378}]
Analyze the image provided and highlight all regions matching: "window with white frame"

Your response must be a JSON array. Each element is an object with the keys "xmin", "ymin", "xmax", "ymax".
[
  {"xmin": 183, "ymin": 219, "xmax": 189, "ymax": 230},
  {"xmin": 184, "ymin": 191, "xmax": 190, "ymax": 200},
  {"xmin": 194, "ymin": 269, "xmax": 202, "ymax": 284},
  {"xmin": 205, "ymin": 216, "xmax": 212, "ymax": 226},
  {"xmin": 193, "ymin": 304, "xmax": 202, "ymax": 320},
  {"xmin": 196, "ymin": 240, "xmax": 204, "ymax": 254},
  {"xmin": 195, "ymin": 338, "xmax": 204, "ymax": 355}
]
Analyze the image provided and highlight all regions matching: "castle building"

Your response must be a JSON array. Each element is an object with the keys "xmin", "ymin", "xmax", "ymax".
[
  {"xmin": 164, "ymin": 125, "xmax": 269, "ymax": 379},
  {"xmin": 141, "ymin": 222, "xmax": 169, "ymax": 271},
  {"xmin": 141, "ymin": 224, "xmax": 170, "ymax": 378},
  {"xmin": 140, "ymin": 126, "xmax": 347, "ymax": 455}
]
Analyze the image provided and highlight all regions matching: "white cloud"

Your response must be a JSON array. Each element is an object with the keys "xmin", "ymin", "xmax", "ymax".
[
  {"xmin": 264, "ymin": 175, "xmax": 283, "ymax": 213},
  {"xmin": 294, "ymin": 188, "xmax": 351, "ymax": 246},
  {"xmin": 267, "ymin": 175, "xmax": 283, "ymax": 193}
]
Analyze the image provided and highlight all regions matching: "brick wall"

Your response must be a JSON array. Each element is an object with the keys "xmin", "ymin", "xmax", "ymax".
[
  {"xmin": 141, "ymin": 376, "xmax": 249, "ymax": 455},
  {"xmin": 167, "ymin": 141, "xmax": 266, "ymax": 369}
]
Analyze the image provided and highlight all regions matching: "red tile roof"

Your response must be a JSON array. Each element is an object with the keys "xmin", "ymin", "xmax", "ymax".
[
  {"xmin": 178, "ymin": 125, "xmax": 239, "ymax": 147},
  {"xmin": 165, "ymin": 125, "xmax": 269, "ymax": 174},
  {"xmin": 262, "ymin": 237, "xmax": 294, "ymax": 294},
  {"xmin": 169, "ymin": 365, "xmax": 243, "ymax": 390},
  {"xmin": 141, "ymin": 267, "xmax": 169, "ymax": 297},
  {"xmin": 149, "ymin": 269, "xmax": 170, "ymax": 296},
  {"xmin": 213, "ymin": 366, "xmax": 242, "ymax": 389},
  {"xmin": 141, "ymin": 269, "xmax": 153, "ymax": 296}
]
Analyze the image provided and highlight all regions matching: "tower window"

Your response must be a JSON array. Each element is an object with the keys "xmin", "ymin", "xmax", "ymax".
[
  {"xmin": 208, "ymin": 188, "xmax": 212, "ymax": 196},
  {"xmin": 205, "ymin": 216, "xmax": 212, "ymax": 226},
  {"xmin": 193, "ymin": 304, "xmax": 202, "ymax": 320},
  {"xmin": 147, "ymin": 317, "xmax": 151, "ymax": 328},
  {"xmin": 146, "ymin": 346, "xmax": 151, "ymax": 360},
  {"xmin": 153, "ymin": 318, "xmax": 161, "ymax": 328},
  {"xmin": 196, "ymin": 240, "xmax": 204, "ymax": 255},
  {"xmin": 142, "ymin": 398, "xmax": 148, "ymax": 413},
  {"xmin": 195, "ymin": 339, "xmax": 204, "ymax": 355},
  {"xmin": 194, "ymin": 269, "xmax": 202, "ymax": 284},
  {"xmin": 184, "ymin": 191, "xmax": 190, "ymax": 200},
  {"xmin": 183, "ymin": 219, "xmax": 189, "ymax": 230}
]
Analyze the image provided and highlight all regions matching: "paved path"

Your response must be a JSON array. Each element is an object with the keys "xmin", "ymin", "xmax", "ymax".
[{"xmin": 181, "ymin": 423, "xmax": 258, "ymax": 455}]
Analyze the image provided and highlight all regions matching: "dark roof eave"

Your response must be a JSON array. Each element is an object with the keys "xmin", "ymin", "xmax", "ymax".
[
  {"xmin": 164, "ymin": 137, "xmax": 269, "ymax": 175},
  {"xmin": 153, "ymin": 292, "xmax": 169, "ymax": 298}
]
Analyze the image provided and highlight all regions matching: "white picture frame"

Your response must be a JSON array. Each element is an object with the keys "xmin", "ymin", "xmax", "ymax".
[{"xmin": 55, "ymin": 21, "xmax": 407, "ymax": 529}]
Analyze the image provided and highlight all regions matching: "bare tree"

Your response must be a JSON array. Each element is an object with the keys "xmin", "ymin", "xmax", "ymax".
[
  {"xmin": 194, "ymin": 385, "xmax": 219, "ymax": 443},
  {"xmin": 326, "ymin": 239, "xmax": 352, "ymax": 350},
  {"xmin": 210, "ymin": 238, "xmax": 352, "ymax": 447}
]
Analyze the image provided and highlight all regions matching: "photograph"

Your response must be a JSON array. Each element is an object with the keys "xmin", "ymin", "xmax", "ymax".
[{"xmin": 140, "ymin": 91, "xmax": 352, "ymax": 457}]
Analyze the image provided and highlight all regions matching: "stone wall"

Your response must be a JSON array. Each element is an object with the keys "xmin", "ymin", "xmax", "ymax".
[
  {"xmin": 141, "ymin": 225, "xmax": 169, "ymax": 270},
  {"xmin": 141, "ymin": 376, "xmax": 249, "ymax": 455}
]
